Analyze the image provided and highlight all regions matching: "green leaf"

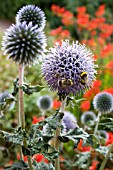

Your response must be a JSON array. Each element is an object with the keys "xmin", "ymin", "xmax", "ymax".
[
  {"xmin": 96, "ymin": 146, "xmax": 113, "ymax": 160},
  {"xmin": 21, "ymin": 83, "xmax": 45, "ymax": 95},
  {"xmin": 100, "ymin": 118, "xmax": 113, "ymax": 131},
  {"xmin": 33, "ymin": 162, "xmax": 55, "ymax": 170},
  {"xmin": 1, "ymin": 127, "xmax": 27, "ymax": 146},
  {"xmin": 59, "ymin": 125, "xmax": 99, "ymax": 148},
  {"xmin": 74, "ymin": 152, "xmax": 91, "ymax": 169},
  {"xmin": 12, "ymin": 77, "xmax": 19, "ymax": 96},
  {"xmin": 0, "ymin": 96, "xmax": 16, "ymax": 114}
]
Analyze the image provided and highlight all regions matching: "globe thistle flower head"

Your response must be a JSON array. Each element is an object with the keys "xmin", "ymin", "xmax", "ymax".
[
  {"xmin": 37, "ymin": 95, "xmax": 53, "ymax": 111},
  {"xmin": 81, "ymin": 111, "xmax": 96, "ymax": 126},
  {"xmin": 16, "ymin": 5, "xmax": 46, "ymax": 31},
  {"xmin": 2, "ymin": 22, "xmax": 46, "ymax": 66},
  {"xmin": 62, "ymin": 111, "xmax": 77, "ymax": 131},
  {"xmin": 98, "ymin": 130, "xmax": 109, "ymax": 141},
  {"xmin": 42, "ymin": 40, "xmax": 97, "ymax": 100},
  {"xmin": 93, "ymin": 92, "xmax": 113, "ymax": 114}
]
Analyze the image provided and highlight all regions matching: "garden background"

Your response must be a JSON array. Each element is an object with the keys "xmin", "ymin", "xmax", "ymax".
[{"xmin": 0, "ymin": 0, "xmax": 113, "ymax": 170}]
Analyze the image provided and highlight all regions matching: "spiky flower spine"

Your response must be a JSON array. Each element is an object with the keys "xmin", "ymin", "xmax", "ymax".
[
  {"xmin": 93, "ymin": 92, "xmax": 113, "ymax": 114},
  {"xmin": 42, "ymin": 40, "xmax": 97, "ymax": 98},
  {"xmin": 2, "ymin": 22, "xmax": 46, "ymax": 66},
  {"xmin": 62, "ymin": 111, "xmax": 76, "ymax": 131},
  {"xmin": 37, "ymin": 95, "xmax": 53, "ymax": 111},
  {"xmin": 81, "ymin": 111, "xmax": 96, "ymax": 126},
  {"xmin": 16, "ymin": 5, "xmax": 46, "ymax": 31}
]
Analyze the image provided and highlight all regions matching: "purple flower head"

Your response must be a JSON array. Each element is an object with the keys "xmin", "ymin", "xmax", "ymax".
[
  {"xmin": 42, "ymin": 40, "xmax": 97, "ymax": 99},
  {"xmin": 62, "ymin": 111, "xmax": 77, "ymax": 131},
  {"xmin": 93, "ymin": 92, "xmax": 113, "ymax": 114},
  {"xmin": 16, "ymin": 5, "xmax": 46, "ymax": 31},
  {"xmin": 2, "ymin": 22, "xmax": 46, "ymax": 66}
]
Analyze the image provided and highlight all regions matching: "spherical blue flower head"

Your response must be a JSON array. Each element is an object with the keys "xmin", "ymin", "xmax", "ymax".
[
  {"xmin": 98, "ymin": 130, "xmax": 108, "ymax": 141},
  {"xmin": 2, "ymin": 22, "xmax": 46, "ymax": 66},
  {"xmin": 37, "ymin": 95, "xmax": 53, "ymax": 111},
  {"xmin": 62, "ymin": 111, "xmax": 76, "ymax": 131},
  {"xmin": 42, "ymin": 40, "xmax": 97, "ymax": 98},
  {"xmin": 16, "ymin": 5, "xmax": 46, "ymax": 31},
  {"xmin": 93, "ymin": 92, "xmax": 113, "ymax": 114},
  {"xmin": 81, "ymin": 111, "xmax": 96, "ymax": 126}
]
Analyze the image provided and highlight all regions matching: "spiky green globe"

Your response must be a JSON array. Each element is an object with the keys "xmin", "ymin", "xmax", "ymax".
[
  {"xmin": 81, "ymin": 111, "xmax": 96, "ymax": 126},
  {"xmin": 2, "ymin": 22, "xmax": 46, "ymax": 66},
  {"xmin": 93, "ymin": 92, "xmax": 113, "ymax": 114},
  {"xmin": 37, "ymin": 95, "xmax": 53, "ymax": 111},
  {"xmin": 16, "ymin": 5, "xmax": 46, "ymax": 31}
]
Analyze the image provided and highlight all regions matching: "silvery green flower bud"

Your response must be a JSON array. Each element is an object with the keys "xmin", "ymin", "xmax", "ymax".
[
  {"xmin": 16, "ymin": 5, "xmax": 46, "ymax": 31},
  {"xmin": 37, "ymin": 95, "xmax": 53, "ymax": 111},
  {"xmin": 81, "ymin": 111, "xmax": 96, "ymax": 126},
  {"xmin": 93, "ymin": 92, "xmax": 113, "ymax": 114}
]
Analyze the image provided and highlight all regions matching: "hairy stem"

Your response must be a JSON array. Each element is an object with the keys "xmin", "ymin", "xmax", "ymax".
[
  {"xmin": 99, "ymin": 143, "xmax": 113, "ymax": 170},
  {"xmin": 54, "ymin": 98, "xmax": 67, "ymax": 170},
  {"xmin": 94, "ymin": 112, "xmax": 101, "ymax": 135},
  {"xmin": 18, "ymin": 65, "xmax": 33, "ymax": 170}
]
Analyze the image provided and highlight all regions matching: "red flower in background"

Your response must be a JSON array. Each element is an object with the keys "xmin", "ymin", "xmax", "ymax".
[
  {"xmin": 106, "ymin": 132, "xmax": 113, "ymax": 146},
  {"xmin": 33, "ymin": 154, "xmax": 49, "ymax": 163},
  {"xmin": 89, "ymin": 160, "xmax": 99, "ymax": 170},
  {"xmin": 104, "ymin": 87, "xmax": 113, "ymax": 95},
  {"xmin": 53, "ymin": 99, "xmax": 61, "ymax": 109},
  {"xmin": 80, "ymin": 100, "xmax": 90, "ymax": 112},
  {"xmin": 83, "ymin": 80, "xmax": 102, "ymax": 100},
  {"xmin": 77, "ymin": 139, "xmax": 91, "ymax": 152},
  {"xmin": 95, "ymin": 4, "xmax": 105, "ymax": 17},
  {"xmin": 17, "ymin": 153, "xmax": 28, "ymax": 162},
  {"xmin": 77, "ymin": 6, "xmax": 86, "ymax": 14},
  {"xmin": 106, "ymin": 61, "xmax": 113, "ymax": 75},
  {"xmin": 100, "ymin": 44, "xmax": 113, "ymax": 58},
  {"xmin": 32, "ymin": 116, "xmax": 44, "ymax": 124}
]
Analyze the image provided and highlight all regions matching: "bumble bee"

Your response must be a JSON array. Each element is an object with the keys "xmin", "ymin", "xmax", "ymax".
[
  {"xmin": 58, "ymin": 78, "xmax": 73, "ymax": 88},
  {"xmin": 80, "ymin": 72, "xmax": 88, "ymax": 85}
]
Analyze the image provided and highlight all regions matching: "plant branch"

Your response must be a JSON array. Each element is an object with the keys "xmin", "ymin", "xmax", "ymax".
[
  {"xmin": 54, "ymin": 97, "xmax": 67, "ymax": 170},
  {"xmin": 18, "ymin": 65, "xmax": 33, "ymax": 170},
  {"xmin": 99, "ymin": 143, "xmax": 113, "ymax": 170},
  {"xmin": 94, "ymin": 112, "xmax": 101, "ymax": 135}
]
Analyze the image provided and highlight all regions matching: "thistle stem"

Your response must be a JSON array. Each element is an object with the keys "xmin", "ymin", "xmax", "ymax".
[
  {"xmin": 19, "ymin": 65, "xmax": 25, "ymax": 130},
  {"xmin": 18, "ymin": 65, "xmax": 33, "ymax": 170},
  {"xmin": 94, "ymin": 112, "xmax": 101, "ymax": 135},
  {"xmin": 99, "ymin": 143, "xmax": 113, "ymax": 170},
  {"xmin": 54, "ymin": 98, "xmax": 67, "ymax": 170}
]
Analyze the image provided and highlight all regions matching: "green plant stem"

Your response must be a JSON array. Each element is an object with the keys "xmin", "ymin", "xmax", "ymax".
[
  {"xmin": 18, "ymin": 65, "xmax": 33, "ymax": 170},
  {"xmin": 99, "ymin": 143, "xmax": 113, "ymax": 170},
  {"xmin": 94, "ymin": 112, "xmax": 101, "ymax": 135},
  {"xmin": 54, "ymin": 98, "xmax": 67, "ymax": 170}
]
